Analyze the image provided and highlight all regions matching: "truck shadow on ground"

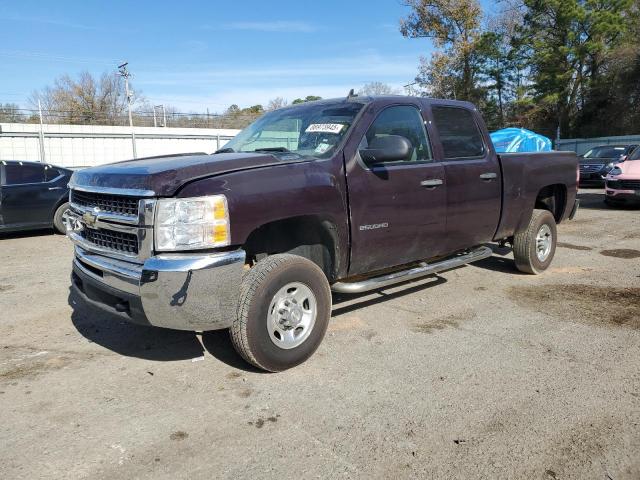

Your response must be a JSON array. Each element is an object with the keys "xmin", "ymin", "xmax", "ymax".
[
  {"xmin": 68, "ymin": 273, "xmax": 459, "ymax": 371},
  {"xmin": 331, "ymin": 275, "xmax": 447, "ymax": 317},
  {"xmin": 69, "ymin": 288, "xmax": 206, "ymax": 362},
  {"xmin": 69, "ymin": 289, "xmax": 263, "ymax": 371},
  {"xmin": 469, "ymin": 244, "xmax": 523, "ymax": 275},
  {"xmin": 0, "ymin": 228, "xmax": 57, "ymax": 240}
]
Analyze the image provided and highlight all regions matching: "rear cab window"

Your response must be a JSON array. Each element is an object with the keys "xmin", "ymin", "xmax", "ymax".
[{"xmin": 432, "ymin": 106, "xmax": 485, "ymax": 160}]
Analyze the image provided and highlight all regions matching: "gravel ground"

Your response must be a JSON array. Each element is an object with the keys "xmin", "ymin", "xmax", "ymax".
[{"xmin": 0, "ymin": 188, "xmax": 638, "ymax": 480}]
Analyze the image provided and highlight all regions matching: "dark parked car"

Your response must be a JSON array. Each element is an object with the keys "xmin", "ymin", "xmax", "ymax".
[
  {"xmin": 579, "ymin": 144, "xmax": 638, "ymax": 186},
  {"xmin": 0, "ymin": 160, "xmax": 72, "ymax": 234},
  {"xmin": 66, "ymin": 96, "xmax": 579, "ymax": 371}
]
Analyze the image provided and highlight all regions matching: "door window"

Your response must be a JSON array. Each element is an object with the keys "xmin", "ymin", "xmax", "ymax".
[
  {"xmin": 44, "ymin": 166, "xmax": 63, "ymax": 182},
  {"xmin": 4, "ymin": 163, "xmax": 45, "ymax": 185},
  {"xmin": 361, "ymin": 105, "xmax": 432, "ymax": 163},
  {"xmin": 432, "ymin": 106, "xmax": 485, "ymax": 159}
]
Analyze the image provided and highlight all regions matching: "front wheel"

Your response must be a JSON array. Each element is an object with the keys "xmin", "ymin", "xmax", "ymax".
[
  {"xmin": 513, "ymin": 209, "xmax": 557, "ymax": 274},
  {"xmin": 230, "ymin": 254, "xmax": 332, "ymax": 372},
  {"xmin": 53, "ymin": 202, "xmax": 71, "ymax": 234}
]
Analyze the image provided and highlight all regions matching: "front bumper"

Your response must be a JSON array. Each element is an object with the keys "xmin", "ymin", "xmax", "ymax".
[
  {"xmin": 605, "ymin": 188, "xmax": 640, "ymax": 204},
  {"xmin": 71, "ymin": 246, "xmax": 246, "ymax": 331},
  {"xmin": 579, "ymin": 173, "xmax": 606, "ymax": 184}
]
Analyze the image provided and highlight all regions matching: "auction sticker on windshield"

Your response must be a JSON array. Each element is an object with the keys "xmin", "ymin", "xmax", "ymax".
[{"xmin": 305, "ymin": 123, "xmax": 345, "ymax": 134}]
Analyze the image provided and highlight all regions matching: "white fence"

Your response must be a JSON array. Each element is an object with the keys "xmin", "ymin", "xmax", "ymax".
[
  {"xmin": 556, "ymin": 134, "xmax": 640, "ymax": 155},
  {"xmin": 0, "ymin": 123, "xmax": 240, "ymax": 168}
]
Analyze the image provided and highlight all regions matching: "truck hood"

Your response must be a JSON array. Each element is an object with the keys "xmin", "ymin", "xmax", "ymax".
[{"xmin": 69, "ymin": 152, "xmax": 301, "ymax": 196}]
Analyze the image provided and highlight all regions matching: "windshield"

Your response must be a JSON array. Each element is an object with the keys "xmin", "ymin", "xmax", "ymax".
[
  {"xmin": 583, "ymin": 146, "xmax": 626, "ymax": 158},
  {"xmin": 221, "ymin": 101, "xmax": 365, "ymax": 159}
]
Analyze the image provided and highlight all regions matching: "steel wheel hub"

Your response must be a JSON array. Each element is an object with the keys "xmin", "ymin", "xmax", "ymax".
[
  {"xmin": 535, "ymin": 224, "xmax": 553, "ymax": 262},
  {"xmin": 267, "ymin": 282, "xmax": 317, "ymax": 349}
]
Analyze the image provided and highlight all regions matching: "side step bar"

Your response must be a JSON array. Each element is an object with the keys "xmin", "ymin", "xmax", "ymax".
[{"xmin": 331, "ymin": 246, "xmax": 493, "ymax": 294}]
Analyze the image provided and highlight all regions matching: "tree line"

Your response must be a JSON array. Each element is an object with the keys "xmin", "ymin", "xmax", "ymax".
[
  {"xmin": 0, "ymin": 80, "xmax": 394, "ymax": 129},
  {"xmin": 401, "ymin": 0, "xmax": 640, "ymax": 138}
]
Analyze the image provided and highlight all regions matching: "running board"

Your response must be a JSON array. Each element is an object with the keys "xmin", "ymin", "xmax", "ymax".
[{"xmin": 331, "ymin": 246, "xmax": 492, "ymax": 294}]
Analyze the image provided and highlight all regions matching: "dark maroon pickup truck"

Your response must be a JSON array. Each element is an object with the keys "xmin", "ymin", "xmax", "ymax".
[{"xmin": 66, "ymin": 95, "xmax": 579, "ymax": 371}]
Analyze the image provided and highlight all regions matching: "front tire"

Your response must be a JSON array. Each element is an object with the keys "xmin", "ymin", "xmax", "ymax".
[
  {"xmin": 53, "ymin": 202, "xmax": 71, "ymax": 234},
  {"xmin": 513, "ymin": 209, "xmax": 557, "ymax": 274},
  {"xmin": 230, "ymin": 254, "xmax": 332, "ymax": 372}
]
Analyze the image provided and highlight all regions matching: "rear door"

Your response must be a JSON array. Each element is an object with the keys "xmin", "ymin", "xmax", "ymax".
[
  {"xmin": 345, "ymin": 102, "xmax": 447, "ymax": 275},
  {"xmin": 0, "ymin": 162, "xmax": 58, "ymax": 229},
  {"xmin": 429, "ymin": 104, "xmax": 501, "ymax": 252}
]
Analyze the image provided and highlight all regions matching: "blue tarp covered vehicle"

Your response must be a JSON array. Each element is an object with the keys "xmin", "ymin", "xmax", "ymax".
[{"xmin": 490, "ymin": 128, "xmax": 552, "ymax": 153}]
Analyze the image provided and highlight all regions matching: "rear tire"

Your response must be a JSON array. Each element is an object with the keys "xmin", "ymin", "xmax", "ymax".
[
  {"xmin": 513, "ymin": 209, "xmax": 557, "ymax": 274},
  {"xmin": 53, "ymin": 202, "xmax": 71, "ymax": 234},
  {"xmin": 230, "ymin": 254, "xmax": 331, "ymax": 372}
]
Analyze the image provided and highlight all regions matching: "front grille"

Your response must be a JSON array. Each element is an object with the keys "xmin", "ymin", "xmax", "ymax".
[
  {"xmin": 71, "ymin": 190, "xmax": 140, "ymax": 216},
  {"xmin": 607, "ymin": 179, "xmax": 640, "ymax": 190},
  {"xmin": 619, "ymin": 180, "xmax": 640, "ymax": 189},
  {"xmin": 579, "ymin": 163, "xmax": 604, "ymax": 172},
  {"xmin": 81, "ymin": 227, "xmax": 139, "ymax": 254}
]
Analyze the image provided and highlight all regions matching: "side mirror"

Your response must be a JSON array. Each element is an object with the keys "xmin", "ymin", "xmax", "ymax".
[{"xmin": 359, "ymin": 135, "xmax": 412, "ymax": 165}]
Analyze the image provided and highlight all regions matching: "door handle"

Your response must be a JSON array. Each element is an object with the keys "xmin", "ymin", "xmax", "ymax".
[
  {"xmin": 420, "ymin": 179, "xmax": 443, "ymax": 188},
  {"xmin": 479, "ymin": 173, "xmax": 497, "ymax": 180}
]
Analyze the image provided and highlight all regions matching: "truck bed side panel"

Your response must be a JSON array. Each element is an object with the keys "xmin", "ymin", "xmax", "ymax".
[{"xmin": 494, "ymin": 151, "xmax": 578, "ymax": 240}]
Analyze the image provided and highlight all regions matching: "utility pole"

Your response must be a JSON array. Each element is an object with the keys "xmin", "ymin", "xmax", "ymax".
[
  {"xmin": 37, "ymin": 98, "xmax": 46, "ymax": 162},
  {"xmin": 118, "ymin": 62, "xmax": 137, "ymax": 158}
]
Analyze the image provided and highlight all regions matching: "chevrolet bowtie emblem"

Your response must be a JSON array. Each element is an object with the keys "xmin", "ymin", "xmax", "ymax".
[{"xmin": 82, "ymin": 211, "xmax": 98, "ymax": 227}]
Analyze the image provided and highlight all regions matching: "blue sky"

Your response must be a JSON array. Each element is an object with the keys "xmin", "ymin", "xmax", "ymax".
[{"xmin": 0, "ymin": 0, "xmax": 499, "ymax": 113}]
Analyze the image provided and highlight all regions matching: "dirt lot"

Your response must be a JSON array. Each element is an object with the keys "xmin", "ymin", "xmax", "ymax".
[{"xmin": 1, "ymin": 189, "xmax": 639, "ymax": 480}]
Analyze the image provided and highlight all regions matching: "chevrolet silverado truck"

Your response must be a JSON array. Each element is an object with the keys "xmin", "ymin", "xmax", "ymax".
[{"xmin": 66, "ymin": 95, "xmax": 579, "ymax": 371}]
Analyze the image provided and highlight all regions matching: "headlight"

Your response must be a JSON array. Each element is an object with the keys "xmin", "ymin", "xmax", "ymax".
[
  {"xmin": 155, "ymin": 195, "xmax": 230, "ymax": 251},
  {"xmin": 609, "ymin": 166, "xmax": 623, "ymax": 176},
  {"xmin": 605, "ymin": 162, "xmax": 615, "ymax": 170}
]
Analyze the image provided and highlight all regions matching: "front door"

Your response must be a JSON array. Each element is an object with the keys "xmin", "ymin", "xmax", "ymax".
[
  {"xmin": 345, "ymin": 103, "xmax": 447, "ymax": 275},
  {"xmin": 429, "ymin": 104, "xmax": 502, "ymax": 252},
  {"xmin": 0, "ymin": 163, "xmax": 57, "ymax": 229}
]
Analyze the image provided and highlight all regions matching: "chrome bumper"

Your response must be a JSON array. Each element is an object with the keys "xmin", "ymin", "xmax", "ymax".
[{"xmin": 71, "ymin": 246, "xmax": 246, "ymax": 331}]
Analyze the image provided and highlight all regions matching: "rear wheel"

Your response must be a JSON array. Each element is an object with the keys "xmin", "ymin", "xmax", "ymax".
[
  {"xmin": 513, "ymin": 209, "xmax": 557, "ymax": 274},
  {"xmin": 53, "ymin": 202, "xmax": 71, "ymax": 234},
  {"xmin": 230, "ymin": 254, "xmax": 331, "ymax": 372}
]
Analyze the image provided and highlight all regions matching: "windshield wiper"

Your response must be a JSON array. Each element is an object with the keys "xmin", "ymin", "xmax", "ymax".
[
  {"xmin": 253, "ymin": 147, "xmax": 291, "ymax": 153},
  {"xmin": 214, "ymin": 147, "xmax": 234, "ymax": 154}
]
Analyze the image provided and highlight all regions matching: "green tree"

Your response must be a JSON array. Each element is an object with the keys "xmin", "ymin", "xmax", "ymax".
[
  {"xmin": 292, "ymin": 95, "xmax": 322, "ymax": 104},
  {"xmin": 401, "ymin": 0, "xmax": 483, "ymax": 100},
  {"xmin": 518, "ymin": 0, "xmax": 633, "ymax": 137}
]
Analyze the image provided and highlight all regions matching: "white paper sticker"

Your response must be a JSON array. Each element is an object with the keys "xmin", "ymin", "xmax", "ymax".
[
  {"xmin": 315, "ymin": 143, "xmax": 332, "ymax": 154},
  {"xmin": 305, "ymin": 123, "xmax": 345, "ymax": 134}
]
